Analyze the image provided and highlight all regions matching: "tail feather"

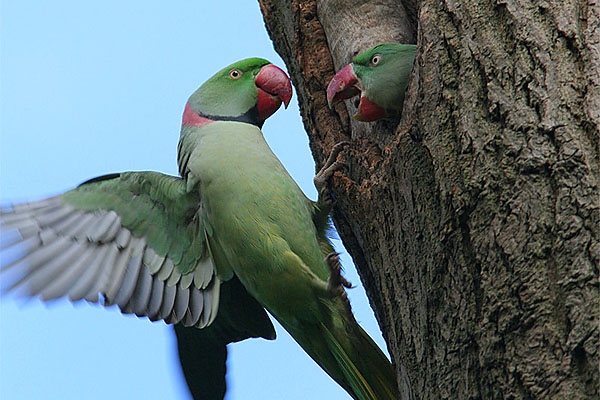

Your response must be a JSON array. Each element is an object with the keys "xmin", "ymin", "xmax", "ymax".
[
  {"xmin": 353, "ymin": 325, "xmax": 398, "ymax": 400},
  {"xmin": 321, "ymin": 323, "xmax": 379, "ymax": 400},
  {"xmin": 285, "ymin": 317, "xmax": 398, "ymax": 400}
]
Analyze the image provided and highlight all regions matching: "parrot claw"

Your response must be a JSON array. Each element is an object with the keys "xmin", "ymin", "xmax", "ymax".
[
  {"xmin": 314, "ymin": 142, "xmax": 350, "ymax": 210},
  {"xmin": 325, "ymin": 253, "xmax": 353, "ymax": 308}
]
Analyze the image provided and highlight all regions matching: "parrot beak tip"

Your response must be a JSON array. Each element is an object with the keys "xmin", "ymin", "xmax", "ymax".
[
  {"xmin": 256, "ymin": 64, "xmax": 293, "ymax": 106},
  {"xmin": 326, "ymin": 64, "xmax": 360, "ymax": 109},
  {"xmin": 255, "ymin": 64, "xmax": 293, "ymax": 120}
]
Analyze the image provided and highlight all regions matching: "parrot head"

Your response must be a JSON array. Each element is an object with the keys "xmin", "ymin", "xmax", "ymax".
[
  {"xmin": 185, "ymin": 58, "xmax": 292, "ymax": 127},
  {"xmin": 326, "ymin": 43, "xmax": 416, "ymax": 122}
]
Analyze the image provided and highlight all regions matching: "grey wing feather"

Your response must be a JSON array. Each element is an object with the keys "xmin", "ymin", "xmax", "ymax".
[
  {"xmin": 1, "ymin": 186, "xmax": 219, "ymax": 329},
  {"xmin": 158, "ymin": 283, "xmax": 178, "ymax": 321},
  {"xmin": 147, "ymin": 277, "xmax": 165, "ymax": 320},
  {"xmin": 68, "ymin": 246, "xmax": 108, "ymax": 301},
  {"xmin": 112, "ymin": 247, "xmax": 144, "ymax": 308}
]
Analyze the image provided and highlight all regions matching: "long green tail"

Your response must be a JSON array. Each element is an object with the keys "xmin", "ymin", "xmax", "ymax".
[
  {"xmin": 321, "ymin": 322, "xmax": 397, "ymax": 400},
  {"xmin": 284, "ymin": 318, "xmax": 398, "ymax": 400}
]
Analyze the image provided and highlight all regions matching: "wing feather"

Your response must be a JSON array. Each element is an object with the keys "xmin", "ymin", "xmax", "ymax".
[
  {"xmin": 129, "ymin": 260, "xmax": 154, "ymax": 316},
  {"xmin": 202, "ymin": 278, "xmax": 220, "ymax": 327},
  {"xmin": 42, "ymin": 244, "xmax": 99, "ymax": 301},
  {"xmin": 185, "ymin": 287, "xmax": 204, "ymax": 326},
  {"xmin": 60, "ymin": 212, "xmax": 96, "ymax": 238},
  {"xmin": 113, "ymin": 245, "xmax": 144, "ymax": 308},
  {"xmin": 67, "ymin": 245, "xmax": 108, "ymax": 301},
  {"xmin": 28, "ymin": 239, "xmax": 88, "ymax": 298},
  {"xmin": 144, "ymin": 247, "xmax": 164, "ymax": 275},
  {"xmin": 180, "ymin": 271, "xmax": 194, "ymax": 290},
  {"xmin": 85, "ymin": 244, "xmax": 119, "ymax": 302},
  {"xmin": 167, "ymin": 267, "xmax": 183, "ymax": 288},
  {"xmin": 7, "ymin": 231, "xmax": 68, "ymax": 285},
  {"xmin": 147, "ymin": 277, "xmax": 165, "ymax": 320},
  {"xmin": 0, "ymin": 172, "xmax": 220, "ymax": 327},
  {"xmin": 157, "ymin": 258, "xmax": 176, "ymax": 282},
  {"xmin": 50, "ymin": 210, "xmax": 86, "ymax": 234},
  {"xmin": 159, "ymin": 282, "xmax": 177, "ymax": 321},
  {"xmin": 193, "ymin": 258, "xmax": 214, "ymax": 289},
  {"xmin": 87, "ymin": 210, "xmax": 120, "ymax": 242},
  {"xmin": 29, "ymin": 201, "xmax": 72, "ymax": 226},
  {"xmin": 102, "ymin": 238, "xmax": 136, "ymax": 303},
  {"xmin": 1, "ymin": 233, "xmax": 41, "ymax": 269},
  {"xmin": 172, "ymin": 283, "xmax": 190, "ymax": 323},
  {"xmin": 115, "ymin": 229, "xmax": 131, "ymax": 249}
]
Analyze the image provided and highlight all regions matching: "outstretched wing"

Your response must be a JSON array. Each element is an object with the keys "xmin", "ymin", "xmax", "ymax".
[{"xmin": 1, "ymin": 171, "xmax": 219, "ymax": 328}]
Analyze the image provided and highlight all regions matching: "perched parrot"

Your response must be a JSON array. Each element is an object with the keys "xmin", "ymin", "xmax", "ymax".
[
  {"xmin": 0, "ymin": 57, "xmax": 397, "ymax": 400},
  {"xmin": 327, "ymin": 43, "xmax": 417, "ymax": 122}
]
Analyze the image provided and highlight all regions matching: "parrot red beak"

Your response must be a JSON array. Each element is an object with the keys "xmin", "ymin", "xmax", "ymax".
[
  {"xmin": 326, "ymin": 64, "xmax": 361, "ymax": 108},
  {"xmin": 255, "ymin": 64, "xmax": 293, "ymax": 122},
  {"xmin": 326, "ymin": 63, "xmax": 387, "ymax": 122}
]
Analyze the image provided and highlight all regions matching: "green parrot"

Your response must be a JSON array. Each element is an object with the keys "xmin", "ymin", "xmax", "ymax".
[
  {"xmin": 327, "ymin": 43, "xmax": 416, "ymax": 122},
  {"xmin": 1, "ymin": 57, "xmax": 397, "ymax": 400}
]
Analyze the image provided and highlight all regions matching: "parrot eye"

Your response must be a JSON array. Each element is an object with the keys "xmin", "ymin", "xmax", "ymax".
[
  {"xmin": 229, "ymin": 69, "xmax": 243, "ymax": 79},
  {"xmin": 370, "ymin": 54, "xmax": 382, "ymax": 66}
]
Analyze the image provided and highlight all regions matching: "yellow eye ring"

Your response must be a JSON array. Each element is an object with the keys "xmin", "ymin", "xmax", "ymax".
[
  {"xmin": 229, "ymin": 68, "xmax": 243, "ymax": 79},
  {"xmin": 370, "ymin": 54, "xmax": 381, "ymax": 66}
]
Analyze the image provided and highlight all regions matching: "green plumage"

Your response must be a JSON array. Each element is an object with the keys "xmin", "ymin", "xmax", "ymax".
[
  {"xmin": 64, "ymin": 172, "xmax": 202, "ymax": 272},
  {"xmin": 353, "ymin": 43, "xmax": 416, "ymax": 115},
  {"xmin": 181, "ymin": 120, "xmax": 394, "ymax": 400},
  {"xmin": 1, "ymin": 58, "xmax": 396, "ymax": 399},
  {"xmin": 327, "ymin": 42, "xmax": 417, "ymax": 121}
]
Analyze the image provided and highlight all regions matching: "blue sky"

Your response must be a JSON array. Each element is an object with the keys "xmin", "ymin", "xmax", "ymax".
[{"xmin": 0, "ymin": 2, "xmax": 388, "ymax": 399}]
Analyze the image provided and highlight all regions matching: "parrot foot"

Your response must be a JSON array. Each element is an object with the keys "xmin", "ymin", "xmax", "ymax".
[
  {"xmin": 325, "ymin": 253, "xmax": 352, "ymax": 306},
  {"xmin": 314, "ymin": 142, "xmax": 349, "ymax": 210}
]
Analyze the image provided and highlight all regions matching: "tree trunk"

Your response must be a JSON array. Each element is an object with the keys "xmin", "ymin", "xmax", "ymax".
[{"xmin": 259, "ymin": 0, "xmax": 599, "ymax": 399}]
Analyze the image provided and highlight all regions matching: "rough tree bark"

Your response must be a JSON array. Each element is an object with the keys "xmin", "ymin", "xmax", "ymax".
[{"xmin": 259, "ymin": 0, "xmax": 599, "ymax": 399}]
